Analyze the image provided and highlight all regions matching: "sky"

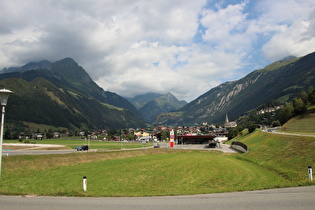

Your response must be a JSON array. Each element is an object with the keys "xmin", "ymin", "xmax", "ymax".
[{"xmin": 1, "ymin": 0, "xmax": 315, "ymax": 102}]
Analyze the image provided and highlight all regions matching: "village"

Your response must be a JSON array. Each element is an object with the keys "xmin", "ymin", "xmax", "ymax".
[{"xmin": 16, "ymin": 114, "xmax": 239, "ymax": 148}]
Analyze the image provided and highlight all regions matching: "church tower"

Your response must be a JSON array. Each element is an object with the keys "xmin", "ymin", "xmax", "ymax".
[
  {"xmin": 224, "ymin": 113, "xmax": 237, "ymax": 128},
  {"xmin": 225, "ymin": 113, "xmax": 229, "ymax": 123}
]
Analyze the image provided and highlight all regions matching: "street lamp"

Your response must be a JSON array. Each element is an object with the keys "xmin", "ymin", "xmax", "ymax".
[{"xmin": 0, "ymin": 88, "xmax": 13, "ymax": 178}]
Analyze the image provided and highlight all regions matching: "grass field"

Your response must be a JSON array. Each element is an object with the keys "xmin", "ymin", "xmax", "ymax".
[
  {"xmin": 3, "ymin": 139, "xmax": 152, "ymax": 150},
  {"xmin": 0, "ymin": 114, "xmax": 314, "ymax": 197},
  {"xmin": 0, "ymin": 149, "xmax": 296, "ymax": 197}
]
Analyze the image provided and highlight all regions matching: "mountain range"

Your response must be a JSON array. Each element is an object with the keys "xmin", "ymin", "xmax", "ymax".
[
  {"xmin": 1, "ymin": 51, "xmax": 314, "ymax": 131},
  {"xmin": 0, "ymin": 58, "xmax": 145, "ymax": 131},
  {"xmin": 128, "ymin": 92, "xmax": 187, "ymax": 123},
  {"xmin": 127, "ymin": 92, "xmax": 163, "ymax": 109},
  {"xmin": 153, "ymin": 52, "xmax": 315, "ymax": 125}
]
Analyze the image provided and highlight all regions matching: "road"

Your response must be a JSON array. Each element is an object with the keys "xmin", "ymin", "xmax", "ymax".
[
  {"xmin": 2, "ymin": 142, "xmax": 236, "ymax": 156},
  {"xmin": 0, "ymin": 186, "xmax": 314, "ymax": 210},
  {"xmin": 271, "ymin": 131, "xmax": 315, "ymax": 137},
  {"xmin": 262, "ymin": 128, "xmax": 315, "ymax": 137}
]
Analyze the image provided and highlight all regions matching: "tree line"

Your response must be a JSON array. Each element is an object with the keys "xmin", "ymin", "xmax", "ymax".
[{"xmin": 279, "ymin": 86, "xmax": 315, "ymax": 124}]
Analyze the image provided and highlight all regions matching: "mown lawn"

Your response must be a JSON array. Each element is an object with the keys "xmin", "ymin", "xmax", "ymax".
[
  {"xmin": 0, "ymin": 149, "xmax": 293, "ymax": 197},
  {"xmin": 1, "ymin": 114, "xmax": 314, "ymax": 197},
  {"xmin": 3, "ymin": 139, "xmax": 152, "ymax": 150}
]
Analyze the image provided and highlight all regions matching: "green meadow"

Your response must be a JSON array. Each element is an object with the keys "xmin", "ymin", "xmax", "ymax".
[
  {"xmin": 3, "ymin": 139, "xmax": 152, "ymax": 150},
  {"xmin": 0, "ymin": 149, "xmax": 296, "ymax": 197},
  {"xmin": 0, "ymin": 114, "xmax": 314, "ymax": 197}
]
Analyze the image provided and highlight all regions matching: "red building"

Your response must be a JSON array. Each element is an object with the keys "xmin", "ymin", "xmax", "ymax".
[{"xmin": 177, "ymin": 135, "xmax": 215, "ymax": 144}]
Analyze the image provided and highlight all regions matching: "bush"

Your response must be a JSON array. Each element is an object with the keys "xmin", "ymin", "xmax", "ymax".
[
  {"xmin": 248, "ymin": 124, "xmax": 256, "ymax": 133},
  {"xmin": 271, "ymin": 120, "xmax": 281, "ymax": 127}
]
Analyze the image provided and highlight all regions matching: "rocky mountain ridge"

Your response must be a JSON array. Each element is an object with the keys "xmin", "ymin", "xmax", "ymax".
[{"xmin": 153, "ymin": 52, "xmax": 315, "ymax": 125}]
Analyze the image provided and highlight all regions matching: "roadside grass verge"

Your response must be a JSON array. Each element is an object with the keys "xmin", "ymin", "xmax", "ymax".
[{"xmin": 0, "ymin": 149, "xmax": 293, "ymax": 197}]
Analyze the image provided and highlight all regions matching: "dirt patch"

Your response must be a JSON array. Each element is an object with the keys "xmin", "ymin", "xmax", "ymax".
[
  {"xmin": 3, "ymin": 145, "xmax": 35, "ymax": 150},
  {"xmin": 3, "ymin": 143, "xmax": 67, "ymax": 150}
]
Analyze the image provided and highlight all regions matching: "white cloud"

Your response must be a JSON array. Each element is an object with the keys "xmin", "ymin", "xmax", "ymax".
[
  {"xmin": 262, "ymin": 7, "xmax": 315, "ymax": 59},
  {"xmin": 249, "ymin": 0, "xmax": 315, "ymax": 59},
  {"xmin": 201, "ymin": 1, "xmax": 249, "ymax": 46},
  {"xmin": 0, "ymin": 0, "xmax": 315, "ymax": 102}
]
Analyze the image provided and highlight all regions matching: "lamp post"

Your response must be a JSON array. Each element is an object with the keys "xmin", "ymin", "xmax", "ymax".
[{"xmin": 0, "ymin": 88, "xmax": 13, "ymax": 178}]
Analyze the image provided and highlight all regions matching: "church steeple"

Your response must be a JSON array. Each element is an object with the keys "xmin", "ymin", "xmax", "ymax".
[
  {"xmin": 224, "ymin": 113, "xmax": 237, "ymax": 128},
  {"xmin": 225, "ymin": 113, "xmax": 229, "ymax": 123}
]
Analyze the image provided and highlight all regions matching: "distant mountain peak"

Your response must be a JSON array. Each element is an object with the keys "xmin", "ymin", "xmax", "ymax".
[
  {"xmin": 279, "ymin": 56, "xmax": 297, "ymax": 62},
  {"xmin": 160, "ymin": 92, "xmax": 176, "ymax": 101},
  {"xmin": 1, "ymin": 60, "xmax": 52, "ymax": 74},
  {"xmin": 58, "ymin": 57, "xmax": 77, "ymax": 64},
  {"xmin": 263, "ymin": 55, "xmax": 299, "ymax": 72},
  {"xmin": 0, "ymin": 57, "xmax": 144, "ymax": 130},
  {"xmin": 136, "ymin": 92, "xmax": 187, "ymax": 123},
  {"xmin": 127, "ymin": 92, "xmax": 163, "ymax": 109}
]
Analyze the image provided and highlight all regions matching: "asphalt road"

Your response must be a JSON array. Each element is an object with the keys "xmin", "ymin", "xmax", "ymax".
[
  {"xmin": 0, "ymin": 186, "xmax": 314, "ymax": 210},
  {"xmin": 262, "ymin": 128, "xmax": 315, "ymax": 137},
  {"xmin": 2, "ymin": 143, "xmax": 236, "ymax": 156}
]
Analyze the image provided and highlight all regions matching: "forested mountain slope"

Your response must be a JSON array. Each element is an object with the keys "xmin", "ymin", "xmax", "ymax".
[
  {"xmin": 0, "ymin": 58, "xmax": 145, "ymax": 130},
  {"xmin": 153, "ymin": 52, "xmax": 315, "ymax": 125}
]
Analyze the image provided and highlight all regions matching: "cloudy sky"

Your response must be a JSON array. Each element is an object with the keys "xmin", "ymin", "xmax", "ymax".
[{"xmin": 1, "ymin": 0, "xmax": 315, "ymax": 102}]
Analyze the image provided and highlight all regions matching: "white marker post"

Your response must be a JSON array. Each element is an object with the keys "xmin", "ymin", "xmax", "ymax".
[
  {"xmin": 83, "ymin": 176, "xmax": 87, "ymax": 192},
  {"xmin": 308, "ymin": 166, "xmax": 313, "ymax": 181}
]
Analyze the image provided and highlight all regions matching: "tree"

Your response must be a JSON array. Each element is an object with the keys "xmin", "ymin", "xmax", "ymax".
[
  {"xmin": 292, "ymin": 97, "xmax": 307, "ymax": 115},
  {"xmin": 280, "ymin": 103, "xmax": 294, "ymax": 124},
  {"xmin": 4, "ymin": 129, "xmax": 12, "ymax": 139},
  {"xmin": 271, "ymin": 120, "xmax": 281, "ymax": 127},
  {"xmin": 161, "ymin": 130, "xmax": 169, "ymax": 141},
  {"xmin": 308, "ymin": 86, "xmax": 315, "ymax": 104},
  {"xmin": 228, "ymin": 128, "xmax": 239, "ymax": 140},
  {"xmin": 300, "ymin": 90, "xmax": 308, "ymax": 105},
  {"xmin": 46, "ymin": 129, "xmax": 53, "ymax": 139},
  {"xmin": 248, "ymin": 124, "xmax": 256, "ymax": 133}
]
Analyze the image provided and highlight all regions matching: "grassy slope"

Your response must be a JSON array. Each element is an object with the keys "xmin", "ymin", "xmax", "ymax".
[
  {"xmin": 233, "ymin": 113, "xmax": 315, "ymax": 182},
  {"xmin": 280, "ymin": 112, "xmax": 315, "ymax": 135},
  {"xmin": 234, "ymin": 130, "xmax": 315, "ymax": 181}
]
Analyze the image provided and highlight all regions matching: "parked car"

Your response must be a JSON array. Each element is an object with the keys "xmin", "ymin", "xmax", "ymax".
[
  {"xmin": 153, "ymin": 142, "xmax": 160, "ymax": 148},
  {"xmin": 77, "ymin": 145, "xmax": 89, "ymax": 151}
]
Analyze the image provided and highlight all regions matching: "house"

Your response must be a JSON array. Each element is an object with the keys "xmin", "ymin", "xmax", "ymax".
[
  {"xmin": 35, "ymin": 133, "xmax": 43, "ymax": 140},
  {"xmin": 214, "ymin": 136, "xmax": 228, "ymax": 142}
]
